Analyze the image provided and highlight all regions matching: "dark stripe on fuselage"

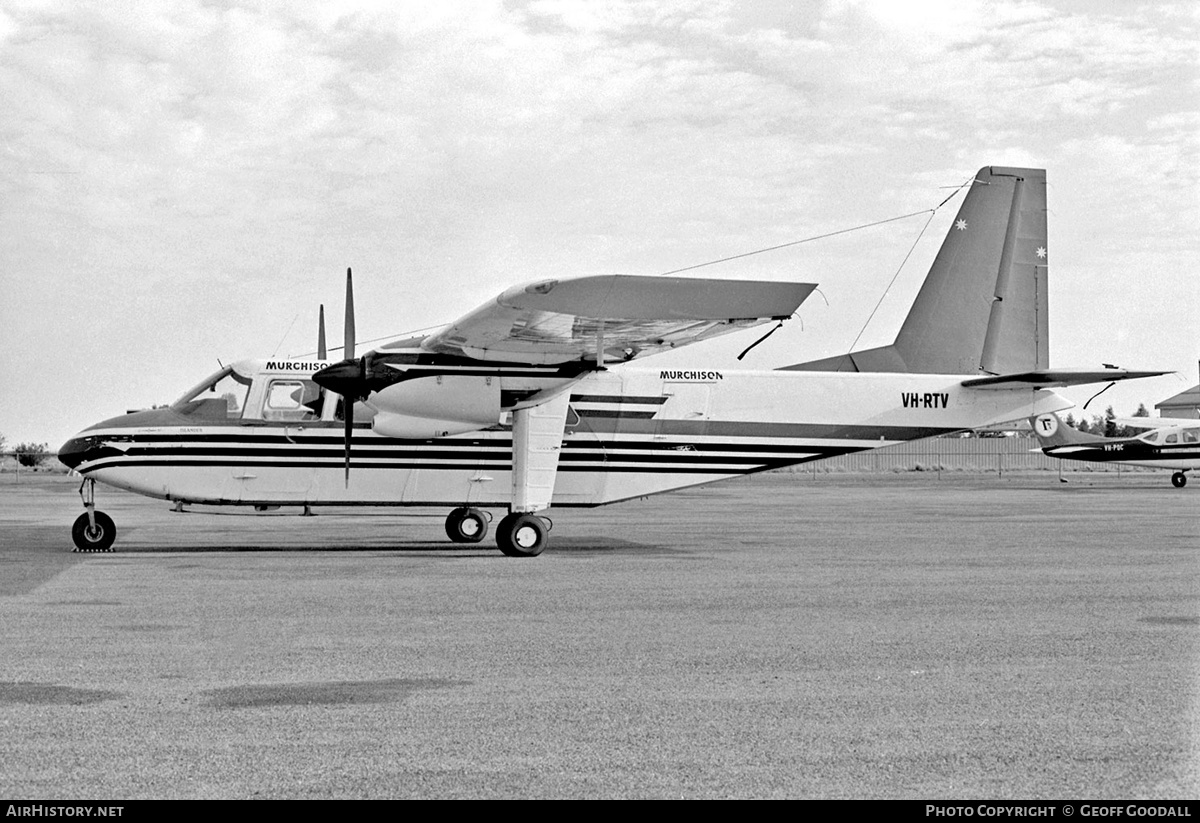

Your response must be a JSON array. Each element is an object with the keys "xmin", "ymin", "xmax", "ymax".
[
  {"xmin": 76, "ymin": 458, "xmax": 831, "ymax": 475},
  {"xmin": 1045, "ymin": 443, "xmax": 1200, "ymax": 462},
  {"xmin": 570, "ymin": 394, "xmax": 669, "ymax": 405},
  {"xmin": 66, "ymin": 430, "xmax": 860, "ymax": 476}
]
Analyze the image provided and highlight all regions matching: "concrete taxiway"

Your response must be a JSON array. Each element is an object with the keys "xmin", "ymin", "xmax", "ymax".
[{"xmin": 0, "ymin": 472, "xmax": 1197, "ymax": 798}]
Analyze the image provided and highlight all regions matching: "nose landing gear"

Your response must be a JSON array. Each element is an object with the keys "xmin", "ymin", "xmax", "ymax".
[{"xmin": 72, "ymin": 478, "xmax": 116, "ymax": 552}]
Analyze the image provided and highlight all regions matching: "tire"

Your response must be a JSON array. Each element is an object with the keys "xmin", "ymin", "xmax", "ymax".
[
  {"xmin": 445, "ymin": 507, "xmax": 488, "ymax": 543},
  {"xmin": 495, "ymin": 513, "xmax": 548, "ymax": 557},
  {"xmin": 1172, "ymin": 472, "xmax": 1187, "ymax": 488},
  {"xmin": 71, "ymin": 511, "xmax": 116, "ymax": 553}
]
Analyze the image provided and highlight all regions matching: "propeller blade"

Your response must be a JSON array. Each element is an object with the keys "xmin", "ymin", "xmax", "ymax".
[
  {"xmin": 317, "ymin": 304, "xmax": 327, "ymax": 360},
  {"xmin": 344, "ymin": 268, "xmax": 355, "ymax": 360},
  {"xmin": 343, "ymin": 396, "xmax": 354, "ymax": 487},
  {"xmin": 308, "ymin": 268, "xmax": 362, "ymax": 487}
]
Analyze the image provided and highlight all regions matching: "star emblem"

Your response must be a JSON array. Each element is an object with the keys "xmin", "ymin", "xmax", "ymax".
[
  {"xmin": 1036, "ymin": 247, "xmax": 1047, "ymax": 259},
  {"xmin": 955, "ymin": 219, "xmax": 967, "ymax": 231}
]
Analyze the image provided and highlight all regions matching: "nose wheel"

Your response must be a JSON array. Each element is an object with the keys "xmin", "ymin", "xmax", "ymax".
[
  {"xmin": 72, "ymin": 511, "xmax": 116, "ymax": 552},
  {"xmin": 1172, "ymin": 472, "xmax": 1187, "ymax": 488},
  {"xmin": 72, "ymin": 478, "xmax": 116, "ymax": 552}
]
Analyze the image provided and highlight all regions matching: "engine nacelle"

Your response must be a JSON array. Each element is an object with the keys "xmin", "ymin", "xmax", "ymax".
[
  {"xmin": 372, "ymin": 412, "xmax": 493, "ymax": 439},
  {"xmin": 367, "ymin": 375, "xmax": 501, "ymax": 438}
]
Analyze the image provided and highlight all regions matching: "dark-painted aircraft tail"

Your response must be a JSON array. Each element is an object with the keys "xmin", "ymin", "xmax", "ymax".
[
  {"xmin": 1029, "ymin": 412, "xmax": 1107, "ymax": 447},
  {"xmin": 786, "ymin": 166, "xmax": 1048, "ymax": 375}
]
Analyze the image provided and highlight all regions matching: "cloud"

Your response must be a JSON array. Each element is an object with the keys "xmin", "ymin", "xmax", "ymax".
[{"xmin": 1, "ymin": 0, "xmax": 1197, "ymax": 445}]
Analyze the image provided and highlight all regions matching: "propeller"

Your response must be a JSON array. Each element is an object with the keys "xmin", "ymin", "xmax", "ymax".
[
  {"xmin": 317, "ymin": 304, "xmax": 327, "ymax": 360},
  {"xmin": 312, "ymin": 268, "xmax": 367, "ymax": 486}
]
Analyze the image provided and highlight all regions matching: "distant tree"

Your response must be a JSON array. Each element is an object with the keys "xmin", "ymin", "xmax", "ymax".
[
  {"xmin": 15, "ymin": 442, "xmax": 49, "ymax": 468},
  {"xmin": 1076, "ymin": 417, "xmax": 1090, "ymax": 434},
  {"xmin": 1102, "ymin": 406, "xmax": 1118, "ymax": 438},
  {"xmin": 0, "ymin": 432, "xmax": 6, "ymax": 453},
  {"xmin": 1114, "ymin": 402, "xmax": 1152, "ymax": 438},
  {"xmin": 1064, "ymin": 413, "xmax": 1077, "ymax": 429}
]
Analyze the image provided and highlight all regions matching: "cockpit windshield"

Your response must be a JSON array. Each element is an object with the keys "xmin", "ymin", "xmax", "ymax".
[{"xmin": 171, "ymin": 366, "xmax": 253, "ymax": 416}]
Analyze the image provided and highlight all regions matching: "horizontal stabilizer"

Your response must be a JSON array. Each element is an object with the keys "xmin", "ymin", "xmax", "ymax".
[{"xmin": 961, "ymin": 368, "xmax": 1171, "ymax": 390}]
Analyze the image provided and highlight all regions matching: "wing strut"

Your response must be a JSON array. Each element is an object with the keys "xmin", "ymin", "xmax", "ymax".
[{"xmin": 510, "ymin": 392, "xmax": 571, "ymax": 514}]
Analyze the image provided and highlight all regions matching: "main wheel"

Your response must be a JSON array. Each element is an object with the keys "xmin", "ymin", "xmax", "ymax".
[
  {"xmin": 1172, "ymin": 472, "xmax": 1187, "ymax": 488},
  {"xmin": 445, "ymin": 507, "xmax": 488, "ymax": 543},
  {"xmin": 71, "ymin": 511, "xmax": 116, "ymax": 553},
  {"xmin": 495, "ymin": 513, "xmax": 548, "ymax": 557}
]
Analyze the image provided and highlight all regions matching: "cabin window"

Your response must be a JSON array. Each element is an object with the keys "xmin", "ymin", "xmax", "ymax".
[
  {"xmin": 1183, "ymin": 429, "xmax": 1200, "ymax": 443},
  {"xmin": 1143, "ymin": 431, "xmax": 1159, "ymax": 443},
  {"xmin": 264, "ymin": 380, "xmax": 321, "ymax": 422},
  {"xmin": 1165, "ymin": 433, "xmax": 1178, "ymax": 444}
]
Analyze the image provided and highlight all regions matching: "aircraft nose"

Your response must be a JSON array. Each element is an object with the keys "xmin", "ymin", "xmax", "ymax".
[
  {"xmin": 58, "ymin": 433, "xmax": 124, "ymax": 470},
  {"xmin": 58, "ymin": 434, "xmax": 94, "ymax": 470}
]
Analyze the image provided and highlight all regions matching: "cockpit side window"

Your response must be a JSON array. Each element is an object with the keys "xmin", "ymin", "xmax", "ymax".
[
  {"xmin": 172, "ymin": 367, "xmax": 252, "ymax": 419},
  {"xmin": 1183, "ymin": 429, "xmax": 1200, "ymax": 443},
  {"xmin": 264, "ymin": 380, "xmax": 321, "ymax": 422}
]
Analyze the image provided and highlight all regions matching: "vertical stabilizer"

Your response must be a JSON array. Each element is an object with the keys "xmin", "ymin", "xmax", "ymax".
[
  {"xmin": 1029, "ymin": 412, "xmax": 1107, "ymax": 447},
  {"xmin": 785, "ymin": 166, "xmax": 1048, "ymax": 374}
]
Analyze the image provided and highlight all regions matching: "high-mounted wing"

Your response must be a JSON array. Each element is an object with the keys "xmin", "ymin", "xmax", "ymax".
[
  {"xmin": 412, "ymin": 275, "xmax": 815, "ymax": 365},
  {"xmin": 1113, "ymin": 416, "xmax": 1199, "ymax": 429}
]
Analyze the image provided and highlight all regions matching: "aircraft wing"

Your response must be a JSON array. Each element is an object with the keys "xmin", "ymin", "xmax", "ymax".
[
  {"xmin": 1113, "ymin": 416, "xmax": 1199, "ymax": 429},
  {"xmin": 960, "ymin": 368, "xmax": 1172, "ymax": 390},
  {"xmin": 417, "ymin": 274, "xmax": 815, "ymax": 364}
]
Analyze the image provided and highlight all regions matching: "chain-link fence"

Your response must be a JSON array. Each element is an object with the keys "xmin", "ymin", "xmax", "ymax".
[
  {"xmin": 782, "ymin": 435, "xmax": 1145, "ymax": 476},
  {"xmin": 0, "ymin": 450, "xmax": 63, "ymax": 481}
]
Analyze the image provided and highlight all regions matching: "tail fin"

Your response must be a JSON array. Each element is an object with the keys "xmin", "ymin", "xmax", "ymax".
[
  {"xmin": 786, "ymin": 166, "xmax": 1048, "ymax": 375},
  {"xmin": 1029, "ymin": 412, "xmax": 1106, "ymax": 447}
]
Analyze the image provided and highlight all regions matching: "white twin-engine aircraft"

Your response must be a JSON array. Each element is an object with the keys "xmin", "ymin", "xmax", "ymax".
[{"xmin": 59, "ymin": 166, "xmax": 1164, "ymax": 555}]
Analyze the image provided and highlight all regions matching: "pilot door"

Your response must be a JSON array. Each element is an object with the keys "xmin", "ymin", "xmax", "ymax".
[{"xmin": 230, "ymin": 376, "xmax": 324, "ymax": 501}]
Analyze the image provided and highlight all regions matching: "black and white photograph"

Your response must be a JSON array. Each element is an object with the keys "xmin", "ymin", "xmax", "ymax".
[{"xmin": 1, "ymin": 0, "xmax": 1197, "ymax": 801}]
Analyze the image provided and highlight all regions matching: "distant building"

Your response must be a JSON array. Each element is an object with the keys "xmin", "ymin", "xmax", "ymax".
[{"xmin": 1156, "ymin": 361, "xmax": 1200, "ymax": 418}]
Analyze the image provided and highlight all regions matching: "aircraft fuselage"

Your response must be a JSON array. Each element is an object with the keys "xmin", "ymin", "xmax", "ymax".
[{"xmin": 61, "ymin": 361, "xmax": 1070, "ymax": 508}]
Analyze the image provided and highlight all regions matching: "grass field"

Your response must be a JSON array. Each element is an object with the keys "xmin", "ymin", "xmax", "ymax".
[{"xmin": 1, "ymin": 473, "xmax": 1196, "ymax": 798}]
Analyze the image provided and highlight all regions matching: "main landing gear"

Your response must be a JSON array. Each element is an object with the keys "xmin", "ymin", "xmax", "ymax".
[
  {"xmin": 445, "ymin": 507, "xmax": 490, "ymax": 543},
  {"xmin": 72, "ymin": 478, "xmax": 116, "ymax": 553},
  {"xmin": 1172, "ymin": 471, "xmax": 1188, "ymax": 488},
  {"xmin": 495, "ymin": 512, "xmax": 549, "ymax": 557},
  {"xmin": 444, "ymin": 507, "xmax": 550, "ymax": 556}
]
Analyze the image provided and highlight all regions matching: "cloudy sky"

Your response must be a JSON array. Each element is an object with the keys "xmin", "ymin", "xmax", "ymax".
[{"xmin": 1, "ymin": 0, "xmax": 1197, "ymax": 448}]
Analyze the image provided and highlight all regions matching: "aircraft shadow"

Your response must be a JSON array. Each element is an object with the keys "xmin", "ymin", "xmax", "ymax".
[{"xmin": 116, "ymin": 537, "xmax": 676, "ymax": 556}]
